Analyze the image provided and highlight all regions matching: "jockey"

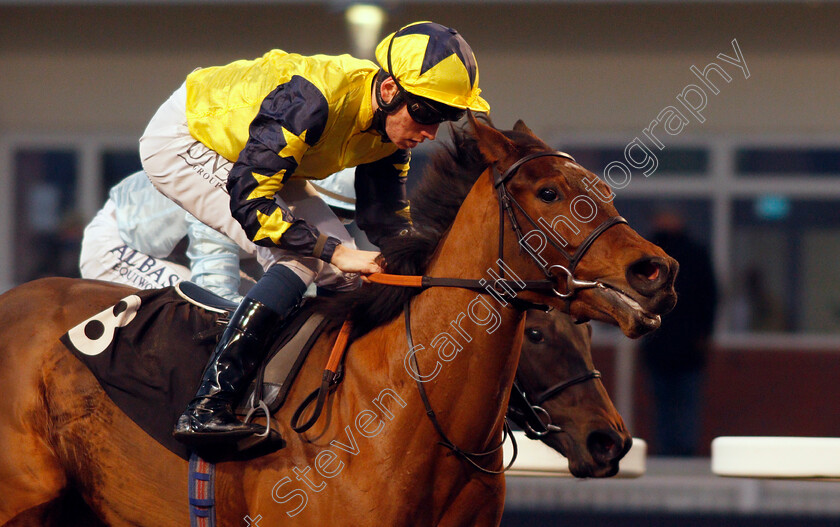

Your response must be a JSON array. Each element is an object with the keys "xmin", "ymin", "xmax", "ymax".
[
  {"xmin": 79, "ymin": 170, "xmax": 245, "ymax": 301},
  {"xmin": 138, "ymin": 21, "xmax": 489, "ymax": 445}
]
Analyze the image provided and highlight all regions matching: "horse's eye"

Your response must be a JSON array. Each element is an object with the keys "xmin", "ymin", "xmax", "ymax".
[
  {"xmin": 525, "ymin": 328, "xmax": 544, "ymax": 343},
  {"xmin": 538, "ymin": 187, "xmax": 559, "ymax": 202}
]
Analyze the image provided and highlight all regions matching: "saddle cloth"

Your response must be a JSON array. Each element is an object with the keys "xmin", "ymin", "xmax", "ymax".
[{"xmin": 60, "ymin": 283, "xmax": 328, "ymax": 460}]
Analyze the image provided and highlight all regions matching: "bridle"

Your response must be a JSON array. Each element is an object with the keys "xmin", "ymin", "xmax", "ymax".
[
  {"xmin": 492, "ymin": 152, "xmax": 616, "ymax": 437},
  {"xmin": 365, "ymin": 150, "xmax": 629, "ymax": 304},
  {"xmin": 491, "ymin": 150, "xmax": 627, "ymax": 301},
  {"xmin": 294, "ymin": 149, "xmax": 630, "ymax": 474},
  {"xmin": 507, "ymin": 369, "xmax": 602, "ymax": 439}
]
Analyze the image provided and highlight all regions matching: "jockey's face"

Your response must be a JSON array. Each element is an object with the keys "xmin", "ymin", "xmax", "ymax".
[
  {"xmin": 378, "ymin": 77, "xmax": 440, "ymax": 150},
  {"xmin": 385, "ymin": 105, "xmax": 440, "ymax": 150}
]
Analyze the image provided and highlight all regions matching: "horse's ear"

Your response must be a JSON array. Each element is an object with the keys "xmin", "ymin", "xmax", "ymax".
[
  {"xmin": 513, "ymin": 119, "xmax": 537, "ymax": 138},
  {"xmin": 467, "ymin": 111, "xmax": 517, "ymax": 165}
]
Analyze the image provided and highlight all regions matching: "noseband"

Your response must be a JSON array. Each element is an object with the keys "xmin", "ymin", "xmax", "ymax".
[
  {"xmin": 508, "ymin": 369, "xmax": 602, "ymax": 439},
  {"xmin": 493, "ymin": 151, "xmax": 628, "ymax": 300}
]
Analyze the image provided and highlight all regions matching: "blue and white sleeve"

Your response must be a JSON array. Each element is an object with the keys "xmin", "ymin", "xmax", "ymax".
[{"xmin": 185, "ymin": 213, "xmax": 243, "ymax": 302}]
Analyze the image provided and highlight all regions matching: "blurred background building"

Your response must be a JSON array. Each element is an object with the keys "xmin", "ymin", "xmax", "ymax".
[{"xmin": 2, "ymin": 0, "xmax": 840, "ymax": 524}]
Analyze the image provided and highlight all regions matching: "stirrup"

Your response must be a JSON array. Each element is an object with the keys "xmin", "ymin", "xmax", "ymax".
[
  {"xmin": 243, "ymin": 400, "xmax": 272, "ymax": 438},
  {"xmin": 233, "ymin": 400, "xmax": 286, "ymax": 457}
]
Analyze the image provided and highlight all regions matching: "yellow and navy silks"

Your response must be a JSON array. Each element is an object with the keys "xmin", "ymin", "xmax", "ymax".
[{"xmin": 184, "ymin": 51, "xmax": 411, "ymax": 261}]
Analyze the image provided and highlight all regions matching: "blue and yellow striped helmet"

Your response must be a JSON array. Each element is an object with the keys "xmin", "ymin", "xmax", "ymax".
[{"xmin": 375, "ymin": 21, "xmax": 490, "ymax": 113}]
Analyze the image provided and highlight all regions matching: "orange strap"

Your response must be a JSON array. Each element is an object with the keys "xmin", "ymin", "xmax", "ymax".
[
  {"xmin": 321, "ymin": 274, "xmax": 419, "ymax": 375},
  {"xmin": 366, "ymin": 273, "xmax": 423, "ymax": 287},
  {"xmin": 326, "ymin": 319, "xmax": 353, "ymax": 372}
]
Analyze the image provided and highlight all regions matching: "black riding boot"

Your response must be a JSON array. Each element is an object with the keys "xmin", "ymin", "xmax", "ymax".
[{"xmin": 173, "ymin": 297, "xmax": 285, "ymax": 445}]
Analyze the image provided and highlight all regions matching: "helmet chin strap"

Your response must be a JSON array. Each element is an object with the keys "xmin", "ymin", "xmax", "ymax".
[{"xmin": 369, "ymin": 107, "xmax": 391, "ymax": 143}]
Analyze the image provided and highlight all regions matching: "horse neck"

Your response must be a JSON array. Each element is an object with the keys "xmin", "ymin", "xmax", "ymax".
[{"xmin": 405, "ymin": 170, "xmax": 526, "ymax": 450}]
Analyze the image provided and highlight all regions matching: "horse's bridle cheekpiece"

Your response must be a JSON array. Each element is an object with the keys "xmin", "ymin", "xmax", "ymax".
[{"xmin": 492, "ymin": 150, "xmax": 628, "ymax": 301}]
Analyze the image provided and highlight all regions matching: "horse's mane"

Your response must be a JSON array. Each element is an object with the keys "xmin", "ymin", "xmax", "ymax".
[{"xmin": 314, "ymin": 119, "xmax": 544, "ymax": 338}]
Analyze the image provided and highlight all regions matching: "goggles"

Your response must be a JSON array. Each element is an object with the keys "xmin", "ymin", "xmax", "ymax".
[{"xmin": 403, "ymin": 92, "xmax": 466, "ymax": 125}]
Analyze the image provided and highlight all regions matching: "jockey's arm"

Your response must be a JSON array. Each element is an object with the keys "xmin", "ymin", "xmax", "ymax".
[
  {"xmin": 226, "ymin": 77, "xmax": 345, "ymax": 264},
  {"xmin": 225, "ymin": 77, "xmax": 383, "ymax": 274},
  {"xmin": 113, "ymin": 171, "xmax": 189, "ymax": 258},
  {"xmin": 353, "ymin": 149, "xmax": 412, "ymax": 248}
]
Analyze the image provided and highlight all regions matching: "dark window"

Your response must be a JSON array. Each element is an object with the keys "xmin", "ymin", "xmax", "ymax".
[
  {"xmin": 565, "ymin": 146, "xmax": 709, "ymax": 176},
  {"xmin": 731, "ymin": 199, "xmax": 840, "ymax": 334},
  {"xmin": 13, "ymin": 149, "xmax": 81, "ymax": 282},
  {"xmin": 102, "ymin": 149, "xmax": 143, "ymax": 200},
  {"xmin": 736, "ymin": 147, "xmax": 840, "ymax": 176}
]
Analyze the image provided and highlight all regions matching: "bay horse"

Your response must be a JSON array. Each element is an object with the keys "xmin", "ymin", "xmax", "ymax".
[
  {"xmin": 512, "ymin": 309, "xmax": 630, "ymax": 478},
  {"xmin": 0, "ymin": 116, "xmax": 676, "ymax": 526}
]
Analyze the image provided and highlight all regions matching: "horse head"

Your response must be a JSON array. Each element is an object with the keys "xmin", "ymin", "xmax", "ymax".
[
  {"xmin": 470, "ymin": 114, "xmax": 678, "ymax": 338},
  {"xmin": 516, "ymin": 309, "xmax": 630, "ymax": 477}
]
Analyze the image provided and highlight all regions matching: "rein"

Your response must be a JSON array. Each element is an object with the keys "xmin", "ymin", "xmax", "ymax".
[{"xmin": 405, "ymin": 300, "xmax": 518, "ymax": 475}]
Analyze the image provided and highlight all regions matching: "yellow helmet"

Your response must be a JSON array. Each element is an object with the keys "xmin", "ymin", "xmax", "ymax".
[{"xmin": 375, "ymin": 21, "xmax": 490, "ymax": 113}]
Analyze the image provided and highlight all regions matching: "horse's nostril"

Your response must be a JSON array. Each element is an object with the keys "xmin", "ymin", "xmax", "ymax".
[
  {"xmin": 626, "ymin": 257, "xmax": 670, "ymax": 297},
  {"xmin": 631, "ymin": 259, "xmax": 663, "ymax": 282},
  {"xmin": 587, "ymin": 429, "xmax": 622, "ymax": 464}
]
